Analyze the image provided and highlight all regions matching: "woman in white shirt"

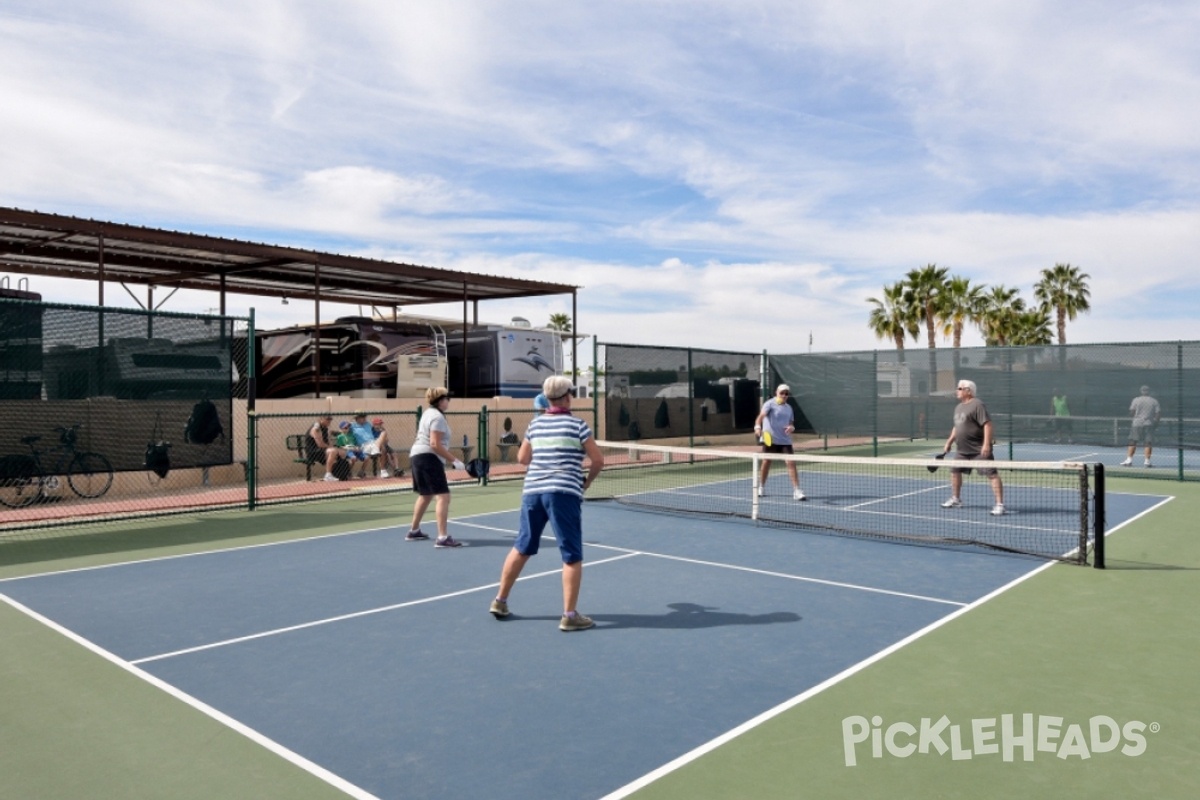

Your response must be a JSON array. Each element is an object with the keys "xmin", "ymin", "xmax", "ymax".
[{"xmin": 405, "ymin": 386, "xmax": 467, "ymax": 547}]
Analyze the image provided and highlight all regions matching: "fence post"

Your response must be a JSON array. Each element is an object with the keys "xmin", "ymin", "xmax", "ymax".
[
  {"xmin": 246, "ymin": 307, "xmax": 257, "ymax": 510},
  {"xmin": 1179, "ymin": 342, "xmax": 1185, "ymax": 481},
  {"xmin": 479, "ymin": 406, "xmax": 488, "ymax": 486},
  {"xmin": 872, "ymin": 349, "xmax": 878, "ymax": 457},
  {"xmin": 593, "ymin": 337, "xmax": 600, "ymax": 440},
  {"xmin": 687, "ymin": 348, "xmax": 694, "ymax": 448}
]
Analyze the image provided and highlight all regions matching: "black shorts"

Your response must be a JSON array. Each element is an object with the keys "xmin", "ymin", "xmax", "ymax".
[
  {"xmin": 410, "ymin": 453, "xmax": 450, "ymax": 496},
  {"xmin": 762, "ymin": 444, "xmax": 795, "ymax": 454},
  {"xmin": 950, "ymin": 452, "xmax": 998, "ymax": 478}
]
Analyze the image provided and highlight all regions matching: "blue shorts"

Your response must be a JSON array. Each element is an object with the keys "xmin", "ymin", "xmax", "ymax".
[
  {"xmin": 515, "ymin": 492, "xmax": 584, "ymax": 564},
  {"xmin": 410, "ymin": 453, "xmax": 449, "ymax": 496}
]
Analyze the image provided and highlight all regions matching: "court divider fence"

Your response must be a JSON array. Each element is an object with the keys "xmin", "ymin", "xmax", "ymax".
[
  {"xmin": 4, "ymin": 296, "xmax": 1197, "ymax": 545},
  {"xmin": 597, "ymin": 339, "xmax": 1200, "ymax": 482}
]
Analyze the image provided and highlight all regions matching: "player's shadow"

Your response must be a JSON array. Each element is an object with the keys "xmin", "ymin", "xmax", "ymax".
[{"xmin": 590, "ymin": 602, "xmax": 801, "ymax": 630}]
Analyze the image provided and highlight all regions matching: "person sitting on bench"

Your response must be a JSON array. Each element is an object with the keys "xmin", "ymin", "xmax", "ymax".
[
  {"xmin": 349, "ymin": 411, "xmax": 391, "ymax": 478},
  {"xmin": 307, "ymin": 414, "xmax": 341, "ymax": 482}
]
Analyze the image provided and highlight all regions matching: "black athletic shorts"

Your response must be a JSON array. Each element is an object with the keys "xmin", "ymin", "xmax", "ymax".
[
  {"xmin": 410, "ymin": 452, "xmax": 450, "ymax": 496},
  {"xmin": 950, "ymin": 452, "xmax": 998, "ymax": 477}
]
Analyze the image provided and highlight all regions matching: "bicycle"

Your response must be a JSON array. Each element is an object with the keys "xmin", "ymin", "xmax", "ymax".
[{"xmin": 0, "ymin": 424, "xmax": 115, "ymax": 508}]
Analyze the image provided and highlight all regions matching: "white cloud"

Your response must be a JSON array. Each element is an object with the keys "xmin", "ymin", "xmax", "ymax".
[{"xmin": 2, "ymin": 0, "xmax": 1198, "ymax": 360}]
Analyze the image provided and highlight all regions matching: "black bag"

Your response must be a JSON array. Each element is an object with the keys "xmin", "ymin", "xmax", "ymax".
[
  {"xmin": 332, "ymin": 457, "xmax": 352, "ymax": 481},
  {"xmin": 145, "ymin": 442, "xmax": 171, "ymax": 479},
  {"xmin": 145, "ymin": 413, "xmax": 172, "ymax": 479},
  {"xmin": 184, "ymin": 398, "xmax": 224, "ymax": 445}
]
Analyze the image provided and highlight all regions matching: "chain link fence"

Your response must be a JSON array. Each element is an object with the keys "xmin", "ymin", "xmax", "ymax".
[
  {"xmin": 600, "ymin": 343, "xmax": 764, "ymax": 444},
  {"xmin": 769, "ymin": 341, "xmax": 1200, "ymax": 478},
  {"xmin": 8, "ymin": 303, "xmax": 1195, "ymax": 546},
  {"xmin": 0, "ymin": 301, "xmax": 250, "ymax": 538}
]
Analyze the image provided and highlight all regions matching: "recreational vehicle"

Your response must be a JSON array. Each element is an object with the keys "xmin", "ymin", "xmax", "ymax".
[
  {"xmin": 256, "ymin": 317, "xmax": 447, "ymax": 399},
  {"xmin": 444, "ymin": 319, "xmax": 563, "ymax": 399}
]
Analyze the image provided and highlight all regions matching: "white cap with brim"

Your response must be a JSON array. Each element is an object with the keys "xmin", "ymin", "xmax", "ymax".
[{"xmin": 542, "ymin": 376, "xmax": 574, "ymax": 401}]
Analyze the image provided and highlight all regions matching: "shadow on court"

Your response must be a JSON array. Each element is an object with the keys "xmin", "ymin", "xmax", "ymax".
[
  {"xmin": 499, "ymin": 602, "xmax": 803, "ymax": 630},
  {"xmin": 1099, "ymin": 558, "xmax": 1198, "ymax": 571}
]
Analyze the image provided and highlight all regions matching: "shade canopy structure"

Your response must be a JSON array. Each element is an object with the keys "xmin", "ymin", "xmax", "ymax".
[
  {"xmin": 0, "ymin": 207, "xmax": 582, "ymax": 389},
  {"xmin": 0, "ymin": 206, "xmax": 577, "ymax": 312}
]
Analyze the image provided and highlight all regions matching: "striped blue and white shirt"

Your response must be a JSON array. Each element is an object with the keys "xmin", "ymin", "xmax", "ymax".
[{"xmin": 522, "ymin": 412, "xmax": 592, "ymax": 498}]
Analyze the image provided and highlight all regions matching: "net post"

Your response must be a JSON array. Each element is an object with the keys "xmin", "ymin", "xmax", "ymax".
[{"xmin": 1093, "ymin": 463, "xmax": 1106, "ymax": 569}]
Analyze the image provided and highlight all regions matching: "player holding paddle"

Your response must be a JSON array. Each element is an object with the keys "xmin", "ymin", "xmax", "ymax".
[
  {"xmin": 490, "ymin": 376, "xmax": 605, "ymax": 631},
  {"xmin": 940, "ymin": 379, "xmax": 1005, "ymax": 516},
  {"xmin": 753, "ymin": 384, "xmax": 806, "ymax": 501}
]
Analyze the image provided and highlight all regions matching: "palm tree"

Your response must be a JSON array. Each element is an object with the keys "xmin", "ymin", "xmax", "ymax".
[
  {"xmin": 939, "ymin": 276, "xmax": 985, "ymax": 349},
  {"xmin": 546, "ymin": 313, "xmax": 574, "ymax": 377},
  {"xmin": 866, "ymin": 281, "xmax": 918, "ymax": 362},
  {"xmin": 1007, "ymin": 306, "xmax": 1054, "ymax": 371},
  {"xmin": 977, "ymin": 285, "xmax": 1026, "ymax": 346},
  {"xmin": 1008, "ymin": 307, "xmax": 1054, "ymax": 346},
  {"xmin": 938, "ymin": 275, "xmax": 984, "ymax": 375},
  {"xmin": 902, "ymin": 264, "xmax": 950, "ymax": 390},
  {"xmin": 1033, "ymin": 263, "xmax": 1090, "ymax": 345}
]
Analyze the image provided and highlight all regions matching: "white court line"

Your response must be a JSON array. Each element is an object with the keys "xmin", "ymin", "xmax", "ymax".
[
  {"xmin": 0, "ymin": 591, "xmax": 382, "ymax": 800},
  {"xmin": 0, "ymin": 508, "xmax": 516, "ymax": 584},
  {"xmin": 130, "ymin": 552, "xmax": 640, "ymax": 665},
  {"xmin": 598, "ymin": 492, "xmax": 1180, "ymax": 800},
  {"xmin": 844, "ymin": 484, "xmax": 944, "ymax": 509},
  {"xmin": 598, "ymin": 557, "xmax": 1060, "ymax": 800},
  {"xmin": 582, "ymin": 541, "xmax": 965, "ymax": 607}
]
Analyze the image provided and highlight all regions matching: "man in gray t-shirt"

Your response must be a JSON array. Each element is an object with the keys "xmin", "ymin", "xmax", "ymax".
[
  {"xmin": 1121, "ymin": 386, "xmax": 1161, "ymax": 467},
  {"xmin": 940, "ymin": 379, "xmax": 1005, "ymax": 516}
]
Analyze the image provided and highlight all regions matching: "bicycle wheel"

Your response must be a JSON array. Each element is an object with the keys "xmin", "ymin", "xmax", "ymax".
[
  {"xmin": 68, "ymin": 452, "xmax": 114, "ymax": 499},
  {"xmin": 0, "ymin": 455, "xmax": 41, "ymax": 508}
]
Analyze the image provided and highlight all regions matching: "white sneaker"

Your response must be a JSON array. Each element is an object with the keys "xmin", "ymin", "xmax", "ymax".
[
  {"xmin": 379, "ymin": 470, "xmax": 389, "ymax": 478},
  {"xmin": 323, "ymin": 473, "xmax": 338, "ymax": 482},
  {"xmin": 1144, "ymin": 461, "xmax": 1152, "ymax": 468},
  {"xmin": 991, "ymin": 503, "xmax": 1006, "ymax": 516},
  {"xmin": 941, "ymin": 497, "xmax": 962, "ymax": 508},
  {"xmin": 1120, "ymin": 458, "xmax": 1132, "ymax": 466},
  {"xmin": 757, "ymin": 487, "xmax": 765, "ymax": 497},
  {"xmin": 793, "ymin": 488, "xmax": 806, "ymax": 501}
]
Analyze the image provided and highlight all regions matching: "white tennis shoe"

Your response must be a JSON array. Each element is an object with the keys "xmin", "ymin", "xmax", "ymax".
[
  {"xmin": 941, "ymin": 497, "xmax": 962, "ymax": 508},
  {"xmin": 991, "ymin": 503, "xmax": 1006, "ymax": 516}
]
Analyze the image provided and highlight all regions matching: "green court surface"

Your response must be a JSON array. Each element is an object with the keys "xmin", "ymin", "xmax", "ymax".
[{"xmin": 2, "ymin": 477, "xmax": 1198, "ymax": 800}]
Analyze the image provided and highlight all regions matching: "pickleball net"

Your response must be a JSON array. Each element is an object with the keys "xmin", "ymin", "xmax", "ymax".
[{"xmin": 588, "ymin": 441, "xmax": 1105, "ymax": 565}]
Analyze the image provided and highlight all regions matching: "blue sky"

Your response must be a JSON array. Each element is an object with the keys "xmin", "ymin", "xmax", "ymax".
[{"xmin": 2, "ymin": 1, "xmax": 1198, "ymax": 359}]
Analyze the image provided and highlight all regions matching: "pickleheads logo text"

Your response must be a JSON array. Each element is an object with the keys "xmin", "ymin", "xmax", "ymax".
[{"xmin": 842, "ymin": 714, "xmax": 1158, "ymax": 766}]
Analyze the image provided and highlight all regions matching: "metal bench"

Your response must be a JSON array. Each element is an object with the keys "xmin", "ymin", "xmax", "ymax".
[{"xmin": 286, "ymin": 434, "xmax": 321, "ymax": 480}]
